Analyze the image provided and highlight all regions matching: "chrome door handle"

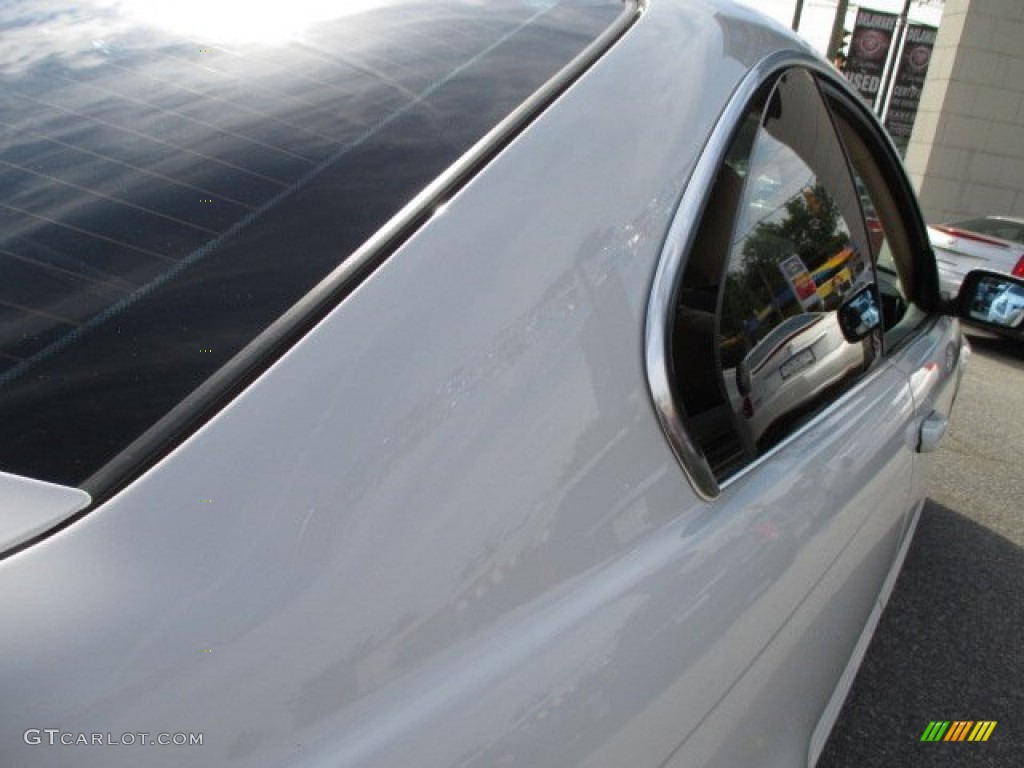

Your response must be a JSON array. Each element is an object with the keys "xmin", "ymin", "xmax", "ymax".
[{"xmin": 918, "ymin": 410, "xmax": 948, "ymax": 453}]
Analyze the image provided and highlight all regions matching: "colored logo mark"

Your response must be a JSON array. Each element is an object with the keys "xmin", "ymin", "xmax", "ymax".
[{"xmin": 920, "ymin": 720, "xmax": 997, "ymax": 742}]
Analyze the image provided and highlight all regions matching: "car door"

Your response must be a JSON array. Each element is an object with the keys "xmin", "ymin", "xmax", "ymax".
[
  {"xmin": 647, "ymin": 65, "xmax": 926, "ymax": 766},
  {"xmin": 823, "ymin": 81, "xmax": 968, "ymax": 532}
]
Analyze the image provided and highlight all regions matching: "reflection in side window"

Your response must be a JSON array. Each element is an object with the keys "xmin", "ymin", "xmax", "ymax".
[{"xmin": 671, "ymin": 69, "xmax": 881, "ymax": 482}]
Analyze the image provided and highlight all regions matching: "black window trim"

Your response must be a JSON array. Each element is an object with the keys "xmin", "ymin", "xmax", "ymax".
[{"xmin": 645, "ymin": 51, "xmax": 934, "ymax": 501}]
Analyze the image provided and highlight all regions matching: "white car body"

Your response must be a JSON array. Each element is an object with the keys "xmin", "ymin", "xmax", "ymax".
[
  {"xmin": 929, "ymin": 217, "xmax": 1024, "ymax": 296},
  {"xmin": 0, "ymin": 2, "xmax": 973, "ymax": 768}
]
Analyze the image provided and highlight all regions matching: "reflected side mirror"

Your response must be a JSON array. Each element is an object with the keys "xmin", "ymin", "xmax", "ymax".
[
  {"xmin": 837, "ymin": 284, "xmax": 882, "ymax": 343},
  {"xmin": 954, "ymin": 270, "xmax": 1024, "ymax": 338}
]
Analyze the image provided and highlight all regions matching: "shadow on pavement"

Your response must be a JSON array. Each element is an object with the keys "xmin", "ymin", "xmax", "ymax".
[{"xmin": 818, "ymin": 500, "xmax": 1022, "ymax": 767}]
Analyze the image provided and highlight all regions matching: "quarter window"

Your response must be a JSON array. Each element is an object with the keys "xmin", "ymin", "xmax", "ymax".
[{"xmin": 670, "ymin": 69, "xmax": 881, "ymax": 482}]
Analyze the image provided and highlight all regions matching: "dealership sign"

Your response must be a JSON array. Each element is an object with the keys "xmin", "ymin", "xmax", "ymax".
[
  {"xmin": 845, "ymin": 9, "xmax": 899, "ymax": 108},
  {"xmin": 884, "ymin": 23, "xmax": 938, "ymax": 154}
]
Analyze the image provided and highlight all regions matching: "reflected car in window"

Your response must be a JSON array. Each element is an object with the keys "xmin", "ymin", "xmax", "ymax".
[
  {"xmin": 0, "ymin": 2, "xmax": 1015, "ymax": 768},
  {"xmin": 736, "ymin": 311, "xmax": 868, "ymax": 450}
]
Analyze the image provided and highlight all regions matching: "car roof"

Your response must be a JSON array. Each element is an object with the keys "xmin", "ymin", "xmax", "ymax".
[
  {"xmin": 946, "ymin": 215, "xmax": 1024, "ymax": 229},
  {"xmin": 976, "ymin": 216, "xmax": 1024, "ymax": 224}
]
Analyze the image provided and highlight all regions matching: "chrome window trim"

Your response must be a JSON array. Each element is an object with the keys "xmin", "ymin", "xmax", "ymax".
[{"xmin": 643, "ymin": 51, "xmax": 853, "ymax": 501}]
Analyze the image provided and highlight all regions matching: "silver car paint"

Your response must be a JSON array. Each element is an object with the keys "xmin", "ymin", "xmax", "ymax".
[
  {"xmin": 0, "ymin": 2, "xmax": 958, "ymax": 768},
  {"xmin": 0, "ymin": 474, "xmax": 90, "ymax": 552}
]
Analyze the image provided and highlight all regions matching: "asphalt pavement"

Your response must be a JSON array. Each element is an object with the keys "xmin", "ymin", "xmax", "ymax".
[{"xmin": 818, "ymin": 329, "xmax": 1024, "ymax": 767}]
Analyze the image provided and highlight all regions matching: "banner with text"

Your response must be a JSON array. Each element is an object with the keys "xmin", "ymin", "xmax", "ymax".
[
  {"xmin": 884, "ymin": 23, "xmax": 938, "ymax": 155},
  {"xmin": 845, "ymin": 8, "xmax": 899, "ymax": 110}
]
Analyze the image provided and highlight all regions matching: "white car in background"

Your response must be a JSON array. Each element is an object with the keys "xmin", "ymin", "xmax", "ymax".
[{"xmin": 929, "ymin": 216, "xmax": 1024, "ymax": 296}]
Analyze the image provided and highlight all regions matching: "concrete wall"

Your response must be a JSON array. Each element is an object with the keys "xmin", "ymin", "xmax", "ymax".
[{"xmin": 904, "ymin": 0, "xmax": 1024, "ymax": 224}]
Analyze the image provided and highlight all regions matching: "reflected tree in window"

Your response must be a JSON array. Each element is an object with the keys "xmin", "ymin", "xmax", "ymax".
[
  {"xmin": 722, "ymin": 182, "xmax": 852, "ymax": 352},
  {"xmin": 745, "ymin": 183, "xmax": 850, "ymax": 275}
]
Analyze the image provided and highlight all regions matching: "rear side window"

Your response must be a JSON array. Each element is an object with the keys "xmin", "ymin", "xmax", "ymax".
[
  {"xmin": 0, "ymin": 0, "xmax": 628, "ymax": 489},
  {"xmin": 670, "ymin": 69, "xmax": 880, "ymax": 481}
]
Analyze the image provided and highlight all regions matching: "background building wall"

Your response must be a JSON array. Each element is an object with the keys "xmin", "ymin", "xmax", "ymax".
[{"xmin": 905, "ymin": 0, "xmax": 1024, "ymax": 224}]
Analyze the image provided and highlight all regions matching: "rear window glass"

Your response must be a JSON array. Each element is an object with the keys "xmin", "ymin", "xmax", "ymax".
[
  {"xmin": 951, "ymin": 218, "xmax": 1024, "ymax": 243},
  {"xmin": 0, "ymin": 0, "xmax": 625, "ymax": 487}
]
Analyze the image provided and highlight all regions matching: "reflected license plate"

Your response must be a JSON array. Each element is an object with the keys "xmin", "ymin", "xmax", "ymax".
[{"xmin": 780, "ymin": 348, "xmax": 815, "ymax": 379}]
